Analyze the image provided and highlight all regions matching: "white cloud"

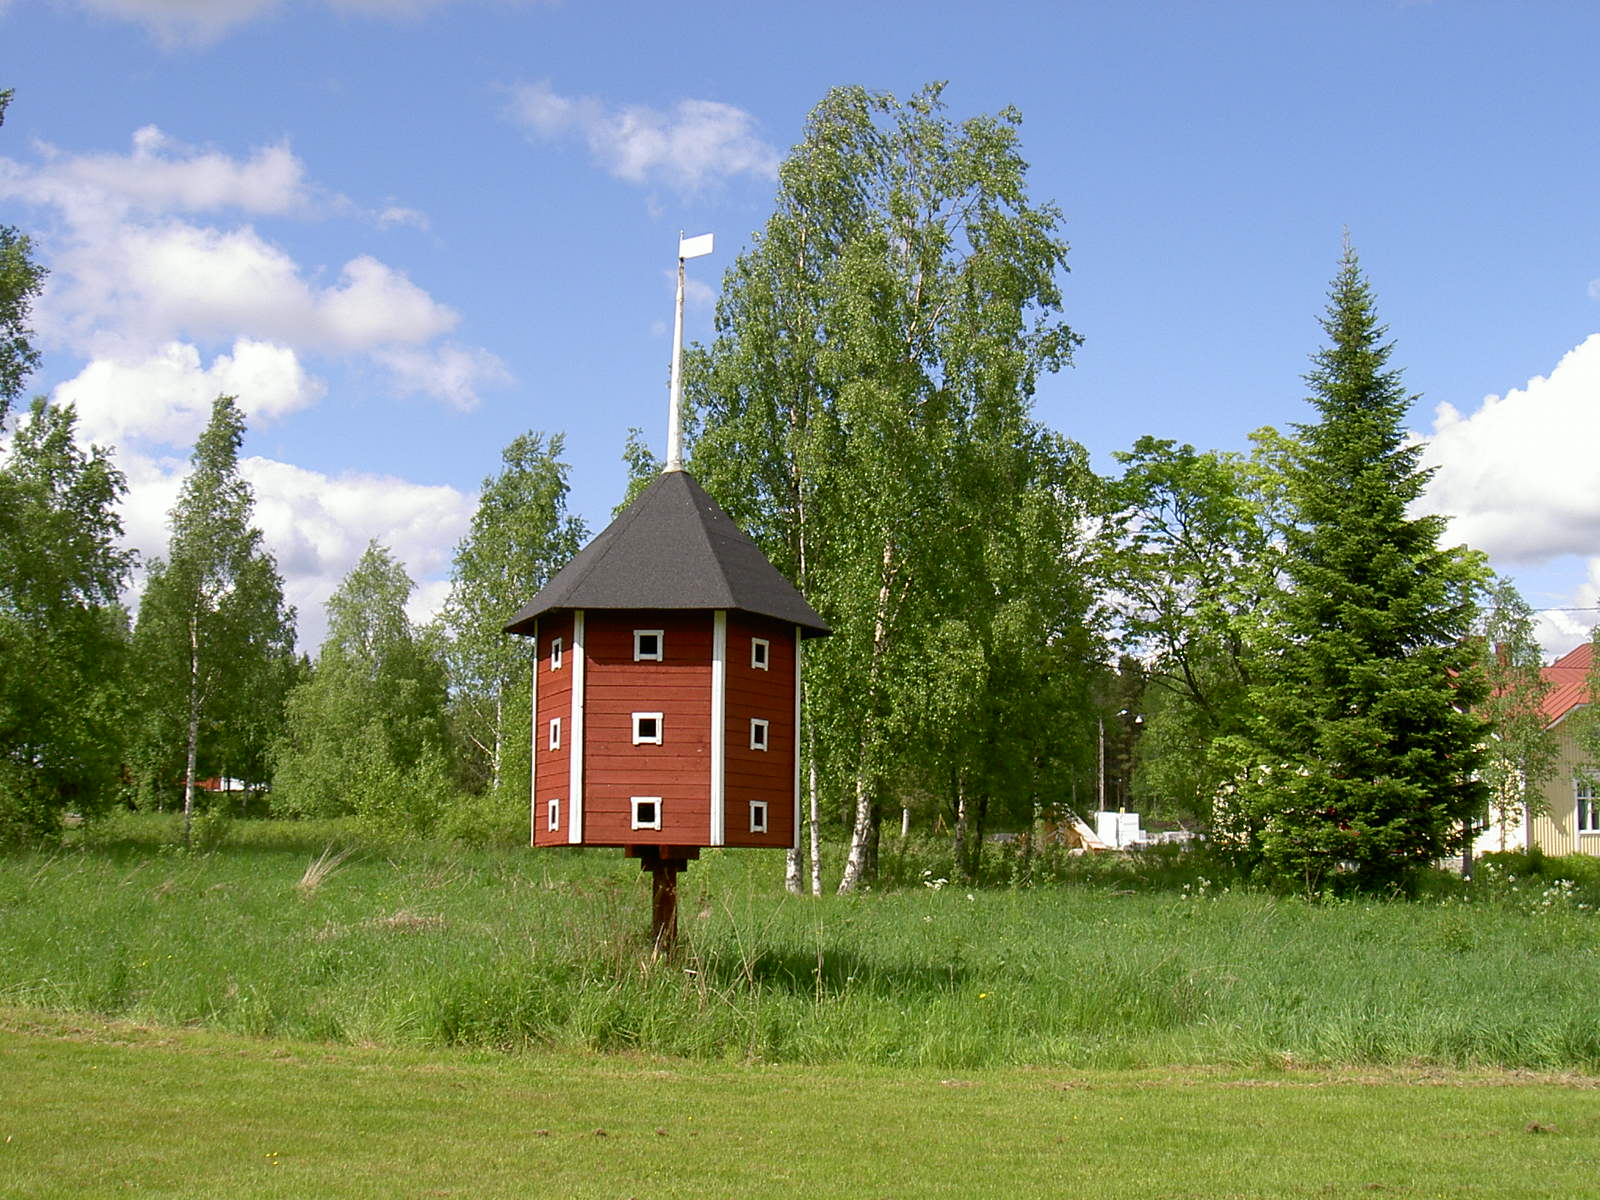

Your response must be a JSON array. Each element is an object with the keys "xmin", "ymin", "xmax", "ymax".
[
  {"xmin": 39, "ymin": 221, "xmax": 460, "ymax": 360},
  {"xmin": 74, "ymin": 0, "xmax": 282, "ymax": 45},
  {"xmin": 1420, "ymin": 333, "xmax": 1600, "ymax": 564},
  {"xmin": 1534, "ymin": 602, "xmax": 1593, "ymax": 662},
  {"xmin": 506, "ymin": 81, "xmax": 779, "ymax": 192},
  {"xmin": 2, "ymin": 125, "xmax": 503, "ymax": 411},
  {"xmin": 318, "ymin": 255, "xmax": 459, "ymax": 349},
  {"xmin": 5, "ymin": 126, "xmax": 310, "ymax": 222},
  {"xmin": 1589, "ymin": 279, "xmax": 1600, "ymax": 301},
  {"xmin": 246, "ymin": 457, "xmax": 473, "ymax": 648},
  {"xmin": 73, "ymin": 0, "xmax": 547, "ymax": 45},
  {"xmin": 53, "ymin": 340, "xmax": 323, "ymax": 449},
  {"xmin": 1421, "ymin": 333, "xmax": 1600, "ymax": 660},
  {"xmin": 371, "ymin": 343, "xmax": 511, "ymax": 412},
  {"xmin": 121, "ymin": 448, "xmax": 475, "ymax": 650},
  {"xmin": 376, "ymin": 204, "xmax": 430, "ymax": 231}
]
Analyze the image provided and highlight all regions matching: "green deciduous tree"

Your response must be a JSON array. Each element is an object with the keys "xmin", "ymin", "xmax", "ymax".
[
  {"xmin": 273, "ymin": 542, "xmax": 454, "ymax": 835},
  {"xmin": 0, "ymin": 399, "xmax": 133, "ymax": 839},
  {"xmin": 0, "ymin": 89, "xmax": 46, "ymax": 432},
  {"xmin": 441, "ymin": 431, "xmax": 584, "ymax": 807},
  {"xmin": 130, "ymin": 396, "xmax": 296, "ymax": 840},
  {"xmin": 1222, "ymin": 245, "xmax": 1489, "ymax": 893},
  {"xmin": 1110, "ymin": 432, "xmax": 1292, "ymax": 818},
  {"xmin": 687, "ymin": 83, "xmax": 1093, "ymax": 892},
  {"xmin": 1473, "ymin": 577, "xmax": 1556, "ymax": 855}
]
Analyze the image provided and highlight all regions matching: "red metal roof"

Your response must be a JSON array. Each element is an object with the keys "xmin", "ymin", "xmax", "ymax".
[{"xmin": 1542, "ymin": 641, "xmax": 1592, "ymax": 726}]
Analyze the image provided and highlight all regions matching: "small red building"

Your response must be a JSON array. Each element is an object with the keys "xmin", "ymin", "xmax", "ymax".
[{"xmin": 504, "ymin": 469, "xmax": 829, "ymax": 857}]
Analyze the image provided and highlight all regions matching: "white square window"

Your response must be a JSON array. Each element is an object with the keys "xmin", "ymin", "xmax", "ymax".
[
  {"xmin": 633, "ymin": 630, "xmax": 664, "ymax": 662},
  {"xmin": 1578, "ymin": 778, "xmax": 1599, "ymax": 834},
  {"xmin": 751, "ymin": 638, "xmax": 770, "ymax": 671},
  {"xmin": 548, "ymin": 717, "xmax": 561, "ymax": 751},
  {"xmin": 547, "ymin": 798, "xmax": 560, "ymax": 832},
  {"xmin": 632, "ymin": 712, "xmax": 663, "ymax": 745},
  {"xmin": 550, "ymin": 637, "xmax": 563, "ymax": 671},
  {"xmin": 749, "ymin": 718, "xmax": 769, "ymax": 751},
  {"xmin": 631, "ymin": 796, "xmax": 662, "ymax": 831},
  {"xmin": 749, "ymin": 799, "xmax": 769, "ymax": 833}
]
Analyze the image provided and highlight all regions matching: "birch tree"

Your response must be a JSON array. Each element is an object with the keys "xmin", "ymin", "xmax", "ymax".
[
  {"xmin": 130, "ymin": 396, "xmax": 295, "ymax": 841},
  {"xmin": 0, "ymin": 89, "xmax": 46, "ymax": 432},
  {"xmin": 272, "ymin": 542, "xmax": 453, "ymax": 833},
  {"xmin": 688, "ymin": 83, "xmax": 1084, "ymax": 891},
  {"xmin": 1473, "ymin": 577, "xmax": 1554, "ymax": 852},
  {"xmin": 441, "ymin": 431, "xmax": 584, "ymax": 802}
]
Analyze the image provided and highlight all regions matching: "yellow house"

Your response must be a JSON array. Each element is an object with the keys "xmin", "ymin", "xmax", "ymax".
[{"xmin": 1475, "ymin": 642, "xmax": 1600, "ymax": 856}]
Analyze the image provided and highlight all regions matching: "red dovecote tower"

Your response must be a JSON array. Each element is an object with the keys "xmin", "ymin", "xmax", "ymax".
[
  {"xmin": 503, "ymin": 233, "xmax": 829, "ymax": 952},
  {"xmin": 503, "ymin": 471, "xmax": 829, "ymax": 947}
]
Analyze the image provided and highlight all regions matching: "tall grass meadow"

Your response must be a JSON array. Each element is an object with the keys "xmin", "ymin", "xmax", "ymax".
[{"xmin": 2, "ymin": 815, "xmax": 1597, "ymax": 1071}]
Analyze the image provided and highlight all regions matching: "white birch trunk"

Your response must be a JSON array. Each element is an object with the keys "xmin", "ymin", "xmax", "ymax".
[
  {"xmin": 490, "ymin": 690, "xmax": 503, "ymax": 793},
  {"xmin": 808, "ymin": 755, "xmax": 822, "ymax": 897},
  {"xmin": 183, "ymin": 609, "xmax": 201, "ymax": 846},
  {"xmin": 953, "ymin": 780, "xmax": 969, "ymax": 882},
  {"xmin": 837, "ymin": 539, "xmax": 894, "ymax": 894}
]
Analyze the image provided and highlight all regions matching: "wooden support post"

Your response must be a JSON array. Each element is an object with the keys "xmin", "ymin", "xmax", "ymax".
[
  {"xmin": 628, "ymin": 846, "xmax": 699, "ymax": 958},
  {"xmin": 650, "ymin": 859, "xmax": 680, "ymax": 957}
]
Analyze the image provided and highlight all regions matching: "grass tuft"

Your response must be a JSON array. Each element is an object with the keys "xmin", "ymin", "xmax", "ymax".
[{"xmin": 296, "ymin": 845, "xmax": 353, "ymax": 896}]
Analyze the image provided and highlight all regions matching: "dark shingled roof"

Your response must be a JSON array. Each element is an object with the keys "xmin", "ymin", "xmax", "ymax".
[{"xmin": 504, "ymin": 470, "xmax": 830, "ymax": 637}]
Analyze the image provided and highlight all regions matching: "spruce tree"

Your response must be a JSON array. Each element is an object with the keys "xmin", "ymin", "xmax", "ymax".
[{"xmin": 1229, "ymin": 244, "xmax": 1489, "ymax": 893}]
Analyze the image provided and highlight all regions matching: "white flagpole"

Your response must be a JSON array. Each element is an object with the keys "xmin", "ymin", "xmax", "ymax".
[{"xmin": 666, "ymin": 232, "xmax": 713, "ymax": 473}]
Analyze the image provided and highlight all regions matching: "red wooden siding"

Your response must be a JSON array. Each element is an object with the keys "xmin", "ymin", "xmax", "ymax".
[
  {"xmin": 532, "ymin": 612, "xmax": 574, "ymax": 847},
  {"xmin": 581, "ymin": 610, "xmax": 712, "ymax": 846},
  {"xmin": 722, "ymin": 613, "xmax": 797, "ymax": 848}
]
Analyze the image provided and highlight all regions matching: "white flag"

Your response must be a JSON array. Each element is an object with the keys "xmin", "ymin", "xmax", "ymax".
[{"xmin": 679, "ymin": 232, "xmax": 714, "ymax": 259}]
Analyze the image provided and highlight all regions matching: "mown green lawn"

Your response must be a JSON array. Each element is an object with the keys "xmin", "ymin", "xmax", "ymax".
[{"xmin": 3, "ymin": 1009, "xmax": 1598, "ymax": 1199}]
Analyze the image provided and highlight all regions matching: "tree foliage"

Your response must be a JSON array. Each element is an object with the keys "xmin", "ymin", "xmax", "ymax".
[
  {"xmin": 1109, "ymin": 432, "xmax": 1292, "ymax": 817},
  {"xmin": 0, "ymin": 399, "xmax": 133, "ymax": 839},
  {"xmin": 130, "ymin": 396, "xmax": 296, "ymax": 837},
  {"xmin": 441, "ymin": 431, "xmax": 584, "ymax": 802},
  {"xmin": 1473, "ymin": 577, "xmax": 1556, "ymax": 851},
  {"xmin": 686, "ymin": 83, "xmax": 1096, "ymax": 889},
  {"xmin": 273, "ymin": 542, "xmax": 453, "ymax": 835},
  {"xmin": 1221, "ymin": 246, "xmax": 1489, "ymax": 893},
  {"xmin": 0, "ymin": 89, "xmax": 47, "ymax": 432}
]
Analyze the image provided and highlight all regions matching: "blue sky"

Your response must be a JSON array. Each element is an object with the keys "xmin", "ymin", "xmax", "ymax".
[{"xmin": 2, "ymin": 0, "xmax": 1598, "ymax": 655}]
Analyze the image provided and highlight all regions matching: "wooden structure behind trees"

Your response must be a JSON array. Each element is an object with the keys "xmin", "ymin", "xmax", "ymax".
[{"xmin": 505, "ymin": 468, "xmax": 829, "ymax": 951}]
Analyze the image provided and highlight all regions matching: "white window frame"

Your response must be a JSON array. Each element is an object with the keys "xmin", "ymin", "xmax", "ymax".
[
  {"xmin": 630, "ymin": 796, "xmax": 662, "ymax": 831},
  {"xmin": 547, "ymin": 798, "xmax": 560, "ymax": 832},
  {"xmin": 548, "ymin": 716, "xmax": 561, "ymax": 751},
  {"xmin": 550, "ymin": 637, "xmax": 563, "ymax": 671},
  {"xmin": 632, "ymin": 712, "xmax": 664, "ymax": 745},
  {"xmin": 1578, "ymin": 777, "xmax": 1599, "ymax": 834},
  {"xmin": 751, "ymin": 637, "xmax": 770, "ymax": 671},
  {"xmin": 633, "ymin": 629, "xmax": 664, "ymax": 662},
  {"xmin": 749, "ymin": 718, "xmax": 769, "ymax": 751},
  {"xmin": 749, "ymin": 799, "xmax": 769, "ymax": 834}
]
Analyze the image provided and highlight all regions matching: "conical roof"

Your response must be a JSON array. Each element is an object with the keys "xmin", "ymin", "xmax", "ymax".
[{"xmin": 504, "ymin": 470, "xmax": 830, "ymax": 637}]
